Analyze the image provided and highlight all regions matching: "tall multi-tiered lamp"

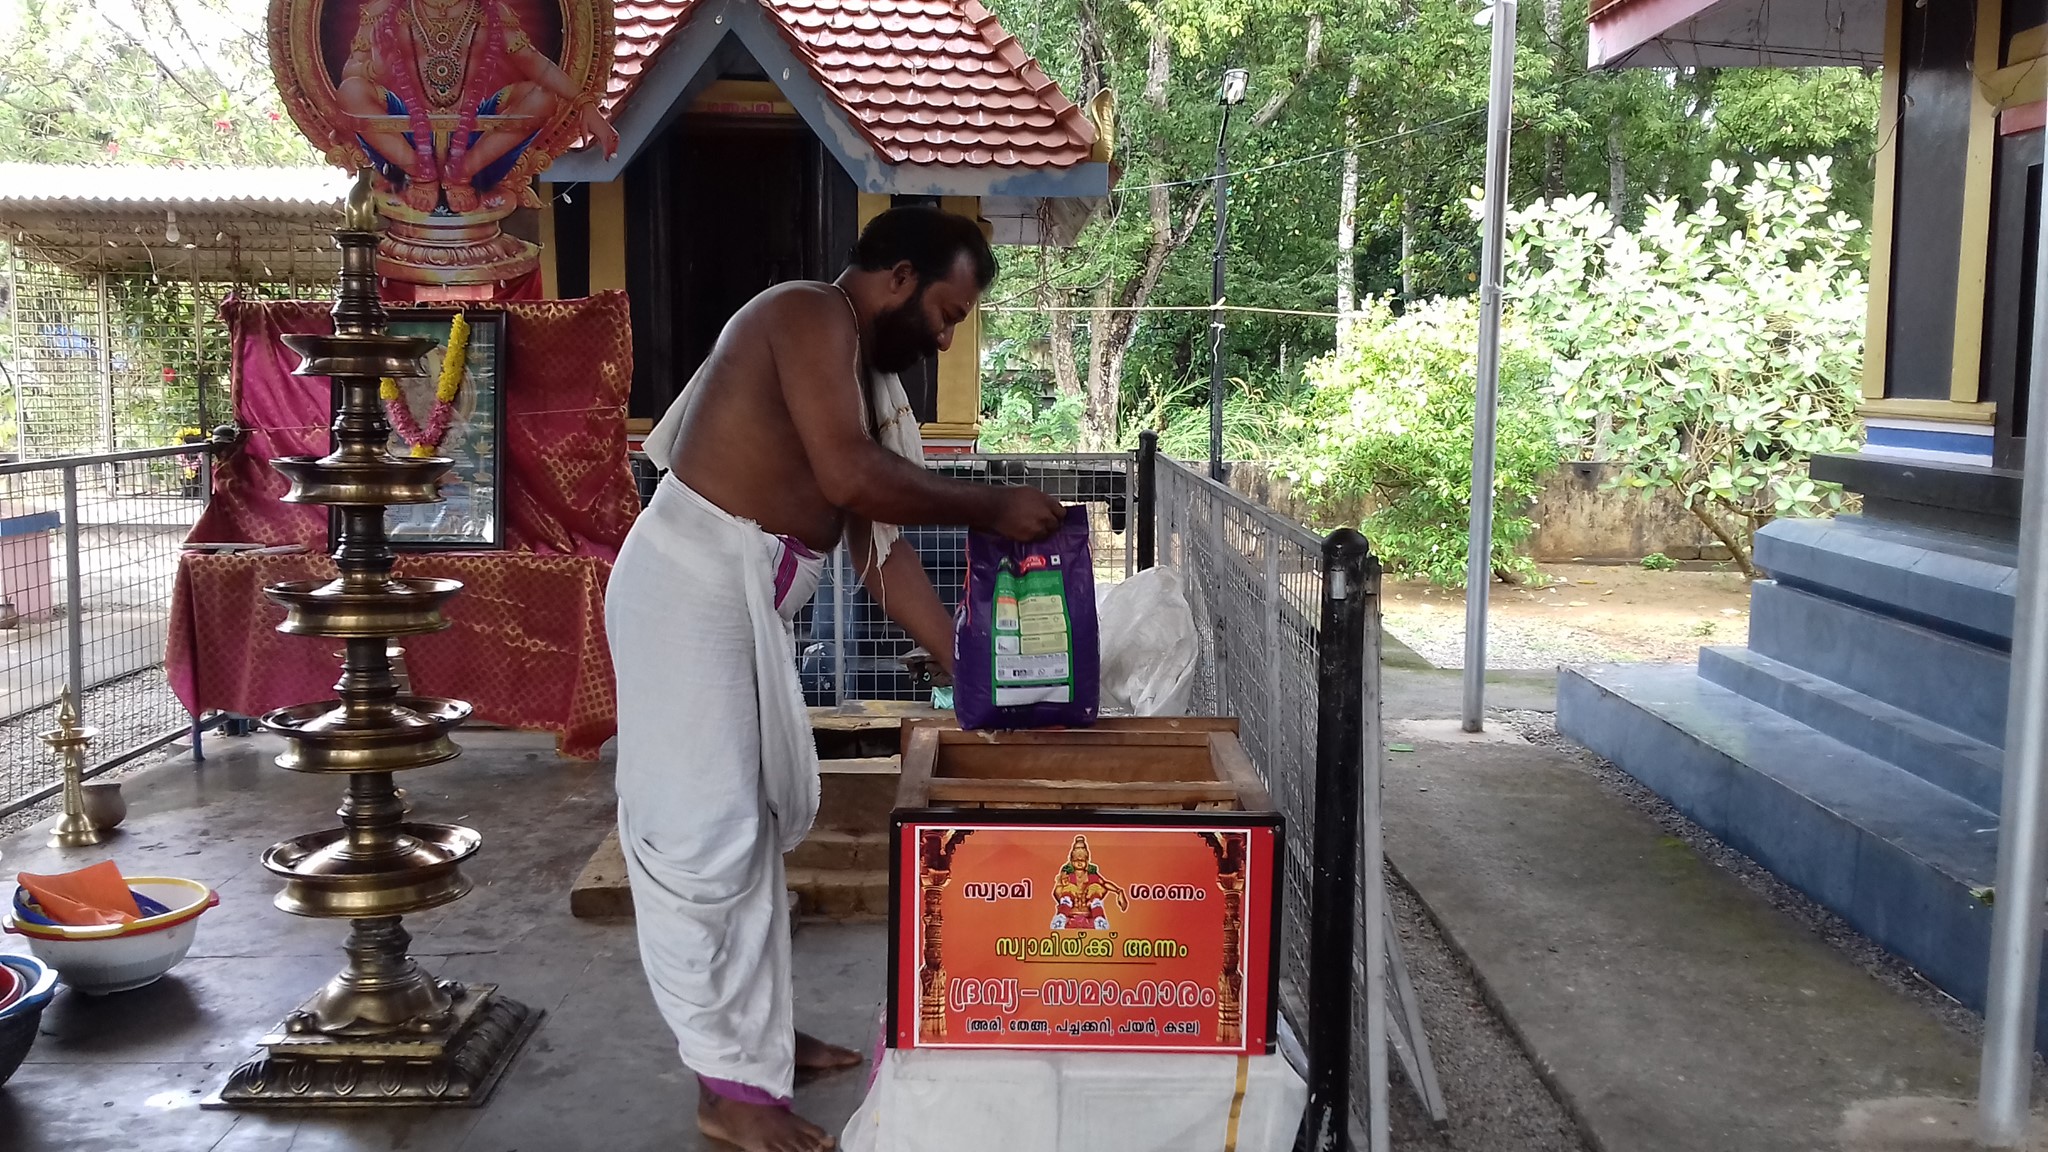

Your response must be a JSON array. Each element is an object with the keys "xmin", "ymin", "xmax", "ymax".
[{"xmin": 210, "ymin": 170, "xmax": 536, "ymax": 1108}]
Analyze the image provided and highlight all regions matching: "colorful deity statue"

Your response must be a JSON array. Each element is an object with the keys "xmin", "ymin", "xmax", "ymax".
[
  {"xmin": 1051, "ymin": 835, "xmax": 1128, "ymax": 932},
  {"xmin": 270, "ymin": 0, "xmax": 613, "ymax": 289},
  {"xmin": 334, "ymin": 0, "xmax": 616, "ymax": 214}
]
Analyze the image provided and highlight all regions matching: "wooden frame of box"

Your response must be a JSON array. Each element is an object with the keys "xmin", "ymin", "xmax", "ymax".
[{"xmin": 887, "ymin": 717, "xmax": 1284, "ymax": 1056}]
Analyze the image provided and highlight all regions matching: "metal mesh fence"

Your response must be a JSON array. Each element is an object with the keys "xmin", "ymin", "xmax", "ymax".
[
  {"xmin": 1, "ymin": 444, "xmax": 210, "ymax": 816},
  {"xmin": 799, "ymin": 453, "xmax": 1137, "ymax": 706},
  {"xmin": 1154, "ymin": 456, "xmax": 1328, "ymax": 1038},
  {"xmin": 3, "ymin": 247, "xmax": 315, "ymax": 461}
]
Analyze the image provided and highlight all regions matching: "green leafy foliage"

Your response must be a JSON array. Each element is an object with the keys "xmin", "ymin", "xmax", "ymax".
[
  {"xmin": 1504, "ymin": 158, "xmax": 1867, "ymax": 575},
  {"xmin": 1640, "ymin": 552, "xmax": 1677, "ymax": 572},
  {"xmin": 0, "ymin": 0, "xmax": 318, "ymax": 166},
  {"xmin": 981, "ymin": 0, "xmax": 1879, "ymax": 456},
  {"xmin": 980, "ymin": 385, "xmax": 1086, "ymax": 453},
  {"xmin": 1281, "ymin": 296, "xmax": 1560, "ymax": 587}
]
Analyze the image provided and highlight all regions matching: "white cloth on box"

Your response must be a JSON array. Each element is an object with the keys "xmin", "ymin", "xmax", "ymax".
[
  {"xmin": 841, "ymin": 1049, "xmax": 1309, "ymax": 1152},
  {"xmin": 638, "ymin": 286, "xmax": 927, "ymax": 568},
  {"xmin": 604, "ymin": 472, "xmax": 826, "ymax": 1098}
]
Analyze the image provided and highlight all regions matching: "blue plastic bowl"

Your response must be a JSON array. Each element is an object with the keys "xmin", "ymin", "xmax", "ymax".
[
  {"xmin": 0, "ymin": 953, "xmax": 57, "ymax": 1086},
  {"xmin": 10, "ymin": 886, "xmax": 170, "ymax": 928}
]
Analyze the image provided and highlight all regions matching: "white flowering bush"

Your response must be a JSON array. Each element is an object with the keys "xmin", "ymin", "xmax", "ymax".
[{"xmin": 1505, "ymin": 158, "xmax": 1868, "ymax": 574}]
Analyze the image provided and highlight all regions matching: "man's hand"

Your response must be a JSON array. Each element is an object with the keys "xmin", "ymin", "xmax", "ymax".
[{"xmin": 991, "ymin": 487, "xmax": 1064, "ymax": 542}]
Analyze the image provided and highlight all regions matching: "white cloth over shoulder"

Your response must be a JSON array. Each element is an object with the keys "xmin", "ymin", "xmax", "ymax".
[{"xmin": 605, "ymin": 473, "xmax": 826, "ymax": 1097}]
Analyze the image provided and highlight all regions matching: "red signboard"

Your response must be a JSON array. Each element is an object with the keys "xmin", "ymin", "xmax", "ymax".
[{"xmin": 892, "ymin": 820, "xmax": 1280, "ymax": 1054}]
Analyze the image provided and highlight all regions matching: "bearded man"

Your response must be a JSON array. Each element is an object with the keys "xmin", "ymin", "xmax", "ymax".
[{"xmin": 605, "ymin": 207, "xmax": 1063, "ymax": 1152}]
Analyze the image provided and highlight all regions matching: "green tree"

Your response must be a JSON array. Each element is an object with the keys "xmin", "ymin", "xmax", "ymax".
[
  {"xmin": 0, "ymin": 0, "xmax": 317, "ymax": 166},
  {"xmin": 983, "ymin": 0, "xmax": 1881, "ymax": 456},
  {"xmin": 1282, "ymin": 294, "xmax": 1559, "ymax": 586}
]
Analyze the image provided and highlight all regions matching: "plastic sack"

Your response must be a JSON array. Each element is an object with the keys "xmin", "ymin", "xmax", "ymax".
[
  {"xmin": 1094, "ymin": 566, "xmax": 1199, "ymax": 717},
  {"xmin": 953, "ymin": 505, "xmax": 1099, "ymax": 730}
]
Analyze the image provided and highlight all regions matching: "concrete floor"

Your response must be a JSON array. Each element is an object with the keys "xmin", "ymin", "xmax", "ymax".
[
  {"xmin": 0, "ymin": 732, "xmax": 883, "ymax": 1152},
  {"xmin": 1379, "ymin": 656, "xmax": 2004, "ymax": 1152}
]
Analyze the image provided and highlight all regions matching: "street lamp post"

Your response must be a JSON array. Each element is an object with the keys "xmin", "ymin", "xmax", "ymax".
[
  {"xmin": 1210, "ymin": 67, "xmax": 1249, "ymax": 483},
  {"xmin": 1461, "ymin": 0, "xmax": 1517, "ymax": 733}
]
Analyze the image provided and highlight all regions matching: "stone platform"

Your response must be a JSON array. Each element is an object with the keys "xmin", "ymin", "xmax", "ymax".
[
  {"xmin": 0, "ymin": 731, "xmax": 883, "ymax": 1152},
  {"xmin": 1557, "ymin": 511, "xmax": 2039, "ymax": 1047}
]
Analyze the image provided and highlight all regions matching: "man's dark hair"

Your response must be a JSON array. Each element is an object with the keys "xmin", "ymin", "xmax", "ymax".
[{"xmin": 849, "ymin": 206, "xmax": 998, "ymax": 291}]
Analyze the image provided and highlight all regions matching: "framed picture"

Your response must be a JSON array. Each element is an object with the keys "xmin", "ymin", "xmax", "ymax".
[{"xmin": 330, "ymin": 308, "xmax": 507, "ymax": 551}]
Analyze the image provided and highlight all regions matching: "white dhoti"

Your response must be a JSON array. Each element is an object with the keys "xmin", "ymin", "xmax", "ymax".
[{"xmin": 604, "ymin": 473, "xmax": 826, "ymax": 1102}]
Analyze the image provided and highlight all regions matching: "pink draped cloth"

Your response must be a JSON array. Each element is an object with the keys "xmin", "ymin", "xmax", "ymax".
[{"xmin": 168, "ymin": 295, "xmax": 639, "ymax": 758}]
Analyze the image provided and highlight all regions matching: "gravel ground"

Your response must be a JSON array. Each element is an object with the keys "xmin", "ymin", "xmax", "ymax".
[
  {"xmin": 1386, "ymin": 876, "xmax": 1590, "ymax": 1151},
  {"xmin": 1382, "ymin": 565, "xmax": 1752, "ymax": 670},
  {"xmin": 0, "ymin": 698, "xmax": 194, "ymax": 842},
  {"xmin": 1382, "ymin": 611, "xmax": 1625, "ymax": 671},
  {"xmin": 1499, "ymin": 706, "xmax": 2048, "ymax": 1094}
]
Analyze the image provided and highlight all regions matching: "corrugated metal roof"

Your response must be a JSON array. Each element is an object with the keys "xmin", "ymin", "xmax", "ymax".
[
  {"xmin": 0, "ymin": 165, "xmax": 350, "ymax": 212},
  {"xmin": 605, "ymin": 0, "xmax": 1095, "ymax": 169}
]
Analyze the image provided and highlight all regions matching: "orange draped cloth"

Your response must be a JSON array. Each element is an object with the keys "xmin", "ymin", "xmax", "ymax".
[{"xmin": 165, "ymin": 294, "xmax": 638, "ymax": 760}]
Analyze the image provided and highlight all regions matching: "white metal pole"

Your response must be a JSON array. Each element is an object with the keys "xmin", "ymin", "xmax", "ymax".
[
  {"xmin": 1461, "ymin": 0, "xmax": 1517, "ymax": 733},
  {"xmin": 1977, "ymin": 129, "xmax": 2048, "ymax": 1150}
]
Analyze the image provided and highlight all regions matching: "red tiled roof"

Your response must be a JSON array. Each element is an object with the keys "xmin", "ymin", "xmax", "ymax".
[{"xmin": 603, "ymin": 0, "xmax": 1096, "ymax": 169}]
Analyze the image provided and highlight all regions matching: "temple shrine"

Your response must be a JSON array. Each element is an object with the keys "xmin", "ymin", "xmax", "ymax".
[{"xmin": 538, "ymin": 0, "xmax": 1113, "ymax": 447}]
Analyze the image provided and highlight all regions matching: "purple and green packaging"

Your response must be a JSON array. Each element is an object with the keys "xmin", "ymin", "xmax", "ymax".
[{"xmin": 952, "ymin": 504, "xmax": 1099, "ymax": 730}]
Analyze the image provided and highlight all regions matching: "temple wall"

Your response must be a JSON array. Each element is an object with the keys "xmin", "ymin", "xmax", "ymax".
[{"xmin": 1861, "ymin": 0, "xmax": 2045, "ymax": 469}]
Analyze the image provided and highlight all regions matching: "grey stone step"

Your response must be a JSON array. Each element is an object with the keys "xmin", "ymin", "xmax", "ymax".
[
  {"xmin": 1748, "ymin": 579, "xmax": 2009, "ymax": 746},
  {"xmin": 1556, "ymin": 663, "xmax": 2048, "ymax": 1046},
  {"xmin": 1698, "ymin": 646, "xmax": 2003, "ymax": 811},
  {"xmin": 786, "ymin": 867, "xmax": 890, "ymax": 921}
]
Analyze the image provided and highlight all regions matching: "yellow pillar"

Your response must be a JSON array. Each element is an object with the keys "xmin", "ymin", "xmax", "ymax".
[
  {"xmin": 930, "ymin": 195, "xmax": 988, "ymax": 444},
  {"xmin": 1860, "ymin": 0, "xmax": 1904, "ymax": 401},
  {"xmin": 858, "ymin": 192, "xmax": 889, "ymax": 230},
  {"xmin": 588, "ymin": 179, "xmax": 627, "ymax": 294},
  {"xmin": 536, "ymin": 182, "xmax": 560, "ymax": 299}
]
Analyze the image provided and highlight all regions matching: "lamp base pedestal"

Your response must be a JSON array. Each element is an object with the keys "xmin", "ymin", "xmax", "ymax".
[{"xmin": 206, "ymin": 983, "xmax": 538, "ymax": 1109}]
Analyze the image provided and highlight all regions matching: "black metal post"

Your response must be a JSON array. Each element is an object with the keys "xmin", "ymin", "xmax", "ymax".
[
  {"xmin": 1209, "ymin": 104, "xmax": 1234, "ymax": 482},
  {"xmin": 1300, "ymin": 527, "xmax": 1372, "ymax": 1152},
  {"xmin": 1136, "ymin": 431, "xmax": 1158, "ymax": 571}
]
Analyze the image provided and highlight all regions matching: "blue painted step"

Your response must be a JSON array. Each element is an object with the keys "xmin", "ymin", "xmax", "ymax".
[
  {"xmin": 1697, "ymin": 646, "xmax": 2004, "ymax": 812},
  {"xmin": 1557, "ymin": 664, "xmax": 2048, "ymax": 1047},
  {"xmin": 1748, "ymin": 581, "xmax": 2010, "ymax": 748},
  {"xmin": 1755, "ymin": 515, "xmax": 2016, "ymax": 648}
]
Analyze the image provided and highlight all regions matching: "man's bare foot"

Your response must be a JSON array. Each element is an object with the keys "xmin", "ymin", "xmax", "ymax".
[
  {"xmin": 794, "ymin": 1030, "xmax": 862, "ymax": 1072},
  {"xmin": 698, "ymin": 1093, "xmax": 836, "ymax": 1152}
]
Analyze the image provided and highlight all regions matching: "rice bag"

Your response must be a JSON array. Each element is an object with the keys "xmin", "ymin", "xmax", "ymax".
[{"xmin": 953, "ymin": 504, "xmax": 1099, "ymax": 730}]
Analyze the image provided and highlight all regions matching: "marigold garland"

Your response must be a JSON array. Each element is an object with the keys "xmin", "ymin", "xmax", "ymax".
[{"xmin": 384, "ymin": 312, "xmax": 471, "ymax": 458}]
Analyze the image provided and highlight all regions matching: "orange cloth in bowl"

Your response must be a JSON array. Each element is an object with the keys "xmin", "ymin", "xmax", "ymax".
[{"xmin": 17, "ymin": 861, "xmax": 142, "ymax": 926}]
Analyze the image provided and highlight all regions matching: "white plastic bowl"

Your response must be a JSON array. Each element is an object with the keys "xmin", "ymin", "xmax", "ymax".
[{"xmin": 5, "ymin": 876, "xmax": 218, "ymax": 995}]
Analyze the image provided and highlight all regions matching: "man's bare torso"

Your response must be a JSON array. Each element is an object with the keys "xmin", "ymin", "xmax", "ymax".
[{"xmin": 666, "ymin": 282, "xmax": 858, "ymax": 553}]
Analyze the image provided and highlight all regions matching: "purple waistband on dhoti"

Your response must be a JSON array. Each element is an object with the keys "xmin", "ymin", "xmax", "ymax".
[
  {"xmin": 772, "ymin": 535, "xmax": 819, "ymax": 612},
  {"xmin": 699, "ymin": 1074, "xmax": 792, "ymax": 1111}
]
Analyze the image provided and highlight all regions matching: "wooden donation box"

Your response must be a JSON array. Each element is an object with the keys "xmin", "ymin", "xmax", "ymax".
[{"xmin": 889, "ymin": 718, "xmax": 1282, "ymax": 1056}]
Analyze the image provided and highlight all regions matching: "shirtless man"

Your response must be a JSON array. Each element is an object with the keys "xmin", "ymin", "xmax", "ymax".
[{"xmin": 604, "ymin": 207, "xmax": 1062, "ymax": 1152}]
